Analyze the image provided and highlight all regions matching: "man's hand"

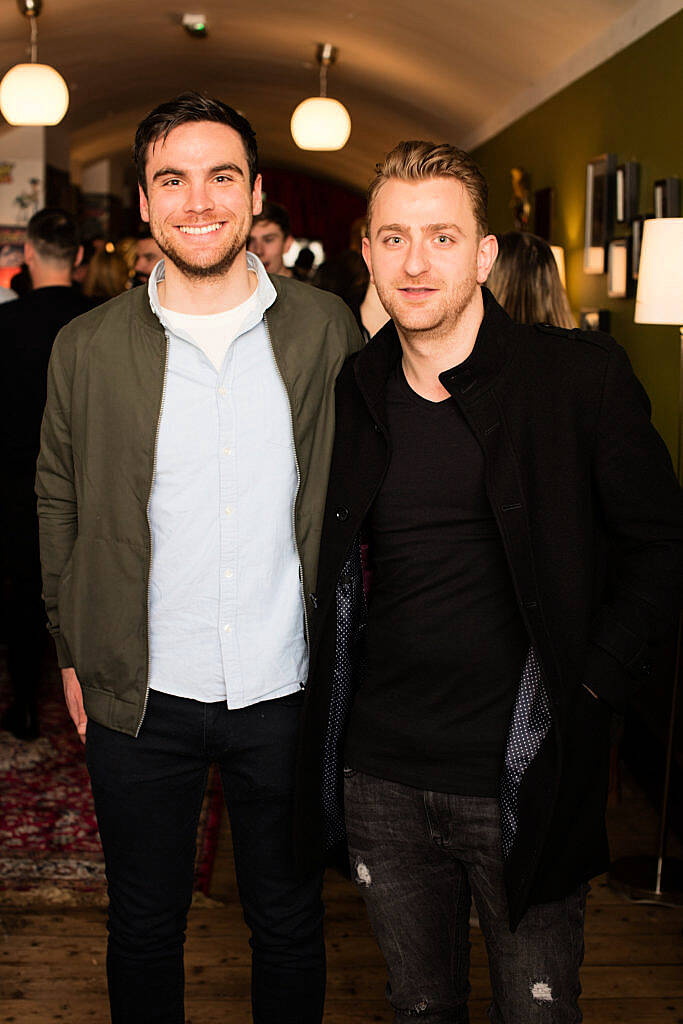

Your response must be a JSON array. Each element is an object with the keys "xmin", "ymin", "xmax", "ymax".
[{"xmin": 61, "ymin": 667, "xmax": 88, "ymax": 743}]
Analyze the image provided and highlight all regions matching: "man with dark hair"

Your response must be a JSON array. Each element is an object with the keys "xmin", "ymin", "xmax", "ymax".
[
  {"xmin": 0, "ymin": 208, "xmax": 90, "ymax": 739},
  {"xmin": 36, "ymin": 92, "xmax": 362, "ymax": 1023},
  {"xmin": 132, "ymin": 230, "xmax": 163, "ymax": 285},
  {"xmin": 249, "ymin": 200, "xmax": 294, "ymax": 276},
  {"xmin": 297, "ymin": 140, "xmax": 683, "ymax": 1021}
]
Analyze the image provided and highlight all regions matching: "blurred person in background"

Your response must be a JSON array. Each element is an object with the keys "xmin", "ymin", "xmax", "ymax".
[
  {"xmin": 0, "ymin": 208, "xmax": 92, "ymax": 740},
  {"xmin": 292, "ymin": 246, "xmax": 315, "ymax": 282},
  {"xmin": 487, "ymin": 231, "xmax": 575, "ymax": 328},
  {"xmin": 72, "ymin": 238, "xmax": 95, "ymax": 291},
  {"xmin": 249, "ymin": 200, "xmax": 294, "ymax": 276},
  {"xmin": 116, "ymin": 236, "xmax": 139, "ymax": 283},
  {"xmin": 9, "ymin": 263, "xmax": 32, "ymax": 296},
  {"xmin": 314, "ymin": 249, "xmax": 388, "ymax": 341},
  {"xmin": 83, "ymin": 246, "xmax": 130, "ymax": 302},
  {"xmin": 132, "ymin": 230, "xmax": 164, "ymax": 286}
]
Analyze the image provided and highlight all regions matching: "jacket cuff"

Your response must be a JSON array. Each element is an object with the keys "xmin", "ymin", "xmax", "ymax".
[{"xmin": 53, "ymin": 632, "xmax": 74, "ymax": 669}]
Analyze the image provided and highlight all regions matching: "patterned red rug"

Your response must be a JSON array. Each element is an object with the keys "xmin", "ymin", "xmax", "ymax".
[{"xmin": 0, "ymin": 669, "xmax": 223, "ymax": 906}]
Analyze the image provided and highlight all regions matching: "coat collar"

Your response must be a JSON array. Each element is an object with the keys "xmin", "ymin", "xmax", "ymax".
[{"xmin": 354, "ymin": 287, "xmax": 518, "ymax": 418}]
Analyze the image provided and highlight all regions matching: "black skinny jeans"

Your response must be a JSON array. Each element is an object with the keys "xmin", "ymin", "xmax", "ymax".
[
  {"xmin": 344, "ymin": 770, "xmax": 587, "ymax": 1024},
  {"xmin": 86, "ymin": 688, "xmax": 325, "ymax": 1024}
]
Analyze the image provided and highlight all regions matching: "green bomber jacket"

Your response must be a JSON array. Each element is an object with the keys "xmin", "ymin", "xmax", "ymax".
[{"xmin": 36, "ymin": 273, "xmax": 363, "ymax": 736}]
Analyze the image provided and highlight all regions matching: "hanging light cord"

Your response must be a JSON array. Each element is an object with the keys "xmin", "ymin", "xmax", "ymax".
[{"xmin": 29, "ymin": 16, "xmax": 38, "ymax": 63}]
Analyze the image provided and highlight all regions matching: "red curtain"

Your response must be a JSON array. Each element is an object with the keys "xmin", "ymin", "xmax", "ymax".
[{"xmin": 261, "ymin": 166, "xmax": 366, "ymax": 258}]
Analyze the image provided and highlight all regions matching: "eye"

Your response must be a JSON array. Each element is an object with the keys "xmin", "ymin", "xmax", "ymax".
[
  {"xmin": 163, "ymin": 178, "xmax": 182, "ymax": 187},
  {"xmin": 435, "ymin": 234, "xmax": 453, "ymax": 245},
  {"xmin": 384, "ymin": 235, "xmax": 403, "ymax": 246}
]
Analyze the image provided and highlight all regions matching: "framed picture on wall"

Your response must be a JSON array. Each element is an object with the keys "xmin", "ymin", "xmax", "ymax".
[
  {"xmin": 631, "ymin": 214, "xmax": 653, "ymax": 280},
  {"xmin": 615, "ymin": 162, "xmax": 639, "ymax": 224},
  {"xmin": 607, "ymin": 238, "xmax": 630, "ymax": 298},
  {"xmin": 654, "ymin": 177, "xmax": 680, "ymax": 218},
  {"xmin": 583, "ymin": 153, "xmax": 616, "ymax": 274},
  {"xmin": 580, "ymin": 309, "xmax": 610, "ymax": 332}
]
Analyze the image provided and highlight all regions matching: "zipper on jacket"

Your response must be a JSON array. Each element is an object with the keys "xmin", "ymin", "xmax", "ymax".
[
  {"xmin": 136, "ymin": 331, "xmax": 170, "ymax": 737},
  {"xmin": 263, "ymin": 312, "xmax": 310, "ymax": 660}
]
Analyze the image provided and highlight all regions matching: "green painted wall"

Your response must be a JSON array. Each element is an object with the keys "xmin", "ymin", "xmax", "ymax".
[{"xmin": 473, "ymin": 11, "xmax": 683, "ymax": 460}]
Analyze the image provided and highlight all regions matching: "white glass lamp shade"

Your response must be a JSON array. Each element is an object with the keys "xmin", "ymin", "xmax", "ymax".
[
  {"xmin": 0, "ymin": 63, "xmax": 69, "ymax": 126},
  {"xmin": 634, "ymin": 218, "xmax": 683, "ymax": 325},
  {"xmin": 290, "ymin": 96, "xmax": 351, "ymax": 151}
]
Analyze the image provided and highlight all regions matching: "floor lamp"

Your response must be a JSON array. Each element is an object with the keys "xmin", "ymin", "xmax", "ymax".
[{"xmin": 609, "ymin": 217, "xmax": 683, "ymax": 905}]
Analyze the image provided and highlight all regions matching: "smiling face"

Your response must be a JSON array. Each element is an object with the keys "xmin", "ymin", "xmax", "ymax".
[
  {"xmin": 362, "ymin": 176, "xmax": 497, "ymax": 340},
  {"xmin": 138, "ymin": 120, "xmax": 262, "ymax": 280}
]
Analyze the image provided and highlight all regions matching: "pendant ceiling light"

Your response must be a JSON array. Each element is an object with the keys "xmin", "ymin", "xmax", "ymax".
[
  {"xmin": 290, "ymin": 43, "xmax": 351, "ymax": 152},
  {"xmin": 0, "ymin": 0, "xmax": 69, "ymax": 126}
]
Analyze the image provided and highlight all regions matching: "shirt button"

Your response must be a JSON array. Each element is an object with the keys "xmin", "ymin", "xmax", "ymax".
[
  {"xmin": 225, "ymin": 569, "xmax": 233, "ymax": 578},
  {"xmin": 223, "ymin": 447, "xmax": 231, "ymax": 455},
  {"xmin": 224, "ymin": 624, "xmax": 232, "ymax": 633},
  {"xmin": 224, "ymin": 506, "xmax": 232, "ymax": 515},
  {"xmin": 218, "ymin": 386, "xmax": 227, "ymax": 395}
]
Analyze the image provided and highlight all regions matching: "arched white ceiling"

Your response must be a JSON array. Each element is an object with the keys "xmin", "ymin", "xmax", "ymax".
[{"xmin": 0, "ymin": 0, "xmax": 677, "ymax": 191}]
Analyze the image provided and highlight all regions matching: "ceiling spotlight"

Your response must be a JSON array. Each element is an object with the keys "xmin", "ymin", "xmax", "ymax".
[
  {"xmin": 290, "ymin": 43, "xmax": 351, "ymax": 152},
  {"xmin": 0, "ymin": 0, "xmax": 69, "ymax": 126},
  {"xmin": 182, "ymin": 13, "xmax": 208, "ymax": 37}
]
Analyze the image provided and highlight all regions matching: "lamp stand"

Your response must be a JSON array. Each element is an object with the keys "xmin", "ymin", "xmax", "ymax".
[{"xmin": 609, "ymin": 324, "xmax": 683, "ymax": 906}]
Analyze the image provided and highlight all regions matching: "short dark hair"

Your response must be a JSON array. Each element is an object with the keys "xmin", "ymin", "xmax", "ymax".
[
  {"xmin": 134, "ymin": 91, "xmax": 258, "ymax": 194},
  {"xmin": 252, "ymin": 201, "xmax": 291, "ymax": 238},
  {"xmin": 26, "ymin": 208, "xmax": 80, "ymax": 266}
]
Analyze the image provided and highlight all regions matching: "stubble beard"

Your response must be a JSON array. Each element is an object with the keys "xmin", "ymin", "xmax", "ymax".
[
  {"xmin": 151, "ymin": 217, "xmax": 250, "ymax": 281},
  {"xmin": 376, "ymin": 269, "xmax": 479, "ymax": 343}
]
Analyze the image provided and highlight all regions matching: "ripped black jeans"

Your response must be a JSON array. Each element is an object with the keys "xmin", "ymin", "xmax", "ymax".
[{"xmin": 344, "ymin": 770, "xmax": 586, "ymax": 1023}]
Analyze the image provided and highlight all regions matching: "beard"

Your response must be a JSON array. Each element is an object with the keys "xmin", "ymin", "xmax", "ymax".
[
  {"xmin": 150, "ymin": 215, "xmax": 250, "ymax": 281},
  {"xmin": 376, "ymin": 267, "xmax": 479, "ymax": 340}
]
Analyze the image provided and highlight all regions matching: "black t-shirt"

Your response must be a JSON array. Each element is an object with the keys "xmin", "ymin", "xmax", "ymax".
[{"xmin": 344, "ymin": 360, "xmax": 528, "ymax": 796}]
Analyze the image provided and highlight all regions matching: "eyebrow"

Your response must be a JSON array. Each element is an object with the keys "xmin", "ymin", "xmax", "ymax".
[
  {"xmin": 375, "ymin": 221, "xmax": 465, "ymax": 237},
  {"xmin": 151, "ymin": 163, "xmax": 245, "ymax": 183}
]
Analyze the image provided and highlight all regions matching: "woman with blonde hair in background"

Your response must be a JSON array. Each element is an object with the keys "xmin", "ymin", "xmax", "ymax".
[{"xmin": 487, "ymin": 230, "xmax": 575, "ymax": 328}]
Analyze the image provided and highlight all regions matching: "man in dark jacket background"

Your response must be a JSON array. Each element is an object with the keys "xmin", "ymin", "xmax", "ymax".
[
  {"xmin": 0, "ymin": 208, "xmax": 89, "ymax": 739},
  {"xmin": 298, "ymin": 141, "xmax": 683, "ymax": 1023}
]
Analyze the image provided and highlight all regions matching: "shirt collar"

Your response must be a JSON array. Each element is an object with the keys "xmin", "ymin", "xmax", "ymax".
[{"xmin": 147, "ymin": 251, "xmax": 277, "ymax": 334}]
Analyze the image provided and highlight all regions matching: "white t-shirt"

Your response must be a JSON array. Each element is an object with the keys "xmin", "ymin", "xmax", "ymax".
[{"xmin": 160, "ymin": 284, "xmax": 260, "ymax": 372}]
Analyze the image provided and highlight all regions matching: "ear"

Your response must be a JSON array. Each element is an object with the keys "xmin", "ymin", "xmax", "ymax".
[
  {"xmin": 361, "ymin": 235, "xmax": 374, "ymax": 284},
  {"xmin": 252, "ymin": 174, "xmax": 263, "ymax": 217},
  {"xmin": 477, "ymin": 233, "xmax": 498, "ymax": 284},
  {"xmin": 72, "ymin": 244, "xmax": 84, "ymax": 269},
  {"xmin": 283, "ymin": 234, "xmax": 294, "ymax": 255},
  {"xmin": 139, "ymin": 185, "xmax": 150, "ymax": 223}
]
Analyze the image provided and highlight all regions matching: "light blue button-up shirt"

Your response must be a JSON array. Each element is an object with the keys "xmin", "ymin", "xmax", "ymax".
[{"xmin": 146, "ymin": 255, "xmax": 307, "ymax": 708}]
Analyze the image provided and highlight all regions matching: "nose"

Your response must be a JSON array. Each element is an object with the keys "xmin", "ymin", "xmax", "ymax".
[
  {"xmin": 184, "ymin": 180, "xmax": 214, "ymax": 214},
  {"xmin": 403, "ymin": 239, "xmax": 430, "ymax": 278}
]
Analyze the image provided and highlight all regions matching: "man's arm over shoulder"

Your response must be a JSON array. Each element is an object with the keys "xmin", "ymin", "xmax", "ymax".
[
  {"xmin": 35, "ymin": 322, "xmax": 79, "ymax": 667},
  {"xmin": 585, "ymin": 340, "xmax": 683, "ymax": 711}
]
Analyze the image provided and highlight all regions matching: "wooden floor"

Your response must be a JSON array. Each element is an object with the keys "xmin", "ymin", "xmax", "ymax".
[{"xmin": 2, "ymin": 771, "xmax": 682, "ymax": 1023}]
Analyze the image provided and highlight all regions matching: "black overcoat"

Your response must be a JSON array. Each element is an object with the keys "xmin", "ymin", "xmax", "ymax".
[{"xmin": 295, "ymin": 290, "xmax": 683, "ymax": 928}]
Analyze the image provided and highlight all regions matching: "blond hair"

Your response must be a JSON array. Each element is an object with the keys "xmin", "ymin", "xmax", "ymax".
[
  {"xmin": 366, "ymin": 140, "xmax": 488, "ymax": 236},
  {"xmin": 487, "ymin": 232, "xmax": 575, "ymax": 329}
]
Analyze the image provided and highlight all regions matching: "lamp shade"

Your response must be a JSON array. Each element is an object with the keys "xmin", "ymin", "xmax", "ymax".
[
  {"xmin": 0, "ymin": 62, "xmax": 69, "ymax": 125},
  {"xmin": 634, "ymin": 218, "xmax": 683, "ymax": 325},
  {"xmin": 290, "ymin": 97, "xmax": 351, "ymax": 151}
]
